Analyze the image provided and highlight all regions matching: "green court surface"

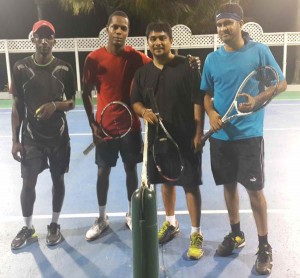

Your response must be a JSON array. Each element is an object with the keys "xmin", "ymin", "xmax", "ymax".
[{"xmin": 1, "ymin": 91, "xmax": 300, "ymax": 109}]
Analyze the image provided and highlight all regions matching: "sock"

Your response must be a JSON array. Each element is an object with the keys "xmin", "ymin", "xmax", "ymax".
[
  {"xmin": 99, "ymin": 205, "xmax": 106, "ymax": 219},
  {"xmin": 24, "ymin": 216, "xmax": 33, "ymax": 229},
  {"xmin": 51, "ymin": 212, "xmax": 60, "ymax": 224},
  {"xmin": 191, "ymin": 226, "xmax": 201, "ymax": 235},
  {"xmin": 258, "ymin": 234, "xmax": 269, "ymax": 248},
  {"xmin": 231, "ymin": 222, "xmax": 241, "ymax": 235},
  {"xmin": 127, "ymin": 201, "xmax": 131, "ymax": 216},
  {"xmin": 166, "ymin": 215, "xmax": 176, "ymax": 227}
]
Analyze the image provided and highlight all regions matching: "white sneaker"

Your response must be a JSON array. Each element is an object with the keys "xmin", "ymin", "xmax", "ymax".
[
  {"xmin": 85, "ymin": 216, "xmax": 109, "ymax": 241},
  {"xmin": 125, "ymin": 213, "xmax": 132, "ymax": 230}
]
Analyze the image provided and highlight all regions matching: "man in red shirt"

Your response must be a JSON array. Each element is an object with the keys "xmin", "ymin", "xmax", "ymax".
[{"xmin": 82, "ymin": 11, "xmax": 151, "ymax": 240}]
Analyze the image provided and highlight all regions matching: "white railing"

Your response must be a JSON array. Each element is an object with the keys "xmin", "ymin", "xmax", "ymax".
[{"xmin": 1, "ymin": 22, "xmax": 300, "ymax": 93}]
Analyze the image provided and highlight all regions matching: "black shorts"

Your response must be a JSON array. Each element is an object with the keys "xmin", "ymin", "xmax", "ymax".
[
  {"xmin": 95, "ymin": 131, "xmax": 143, "ymax": 167},
  {"xmin": 210, "ymin": 137, "xmax": 264, "ymax": 191},
  {"xmin": 148, "ymin": 147, "xmax": 202, "ymax": 188},
  {"xmin": 21, "ymin": 135, "xmax": 71, "ymax": 179}
]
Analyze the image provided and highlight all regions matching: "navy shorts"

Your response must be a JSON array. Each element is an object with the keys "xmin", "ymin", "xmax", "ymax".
[
  {"xmin": 209, "ymin": 137, "xmax": 264, "ymax": 191},
  {"xmin": 21, "ymin": 135, "xmax": 70, "ymax": 179},
  {"xmin": 95, "ymin": 131, "xmax": 143, "ymax": 167}
]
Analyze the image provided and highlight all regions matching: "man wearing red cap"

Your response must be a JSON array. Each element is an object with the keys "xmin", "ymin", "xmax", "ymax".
[{"xmin": 10, "ymin": 20, "xmax": 76, "ymax": 249}]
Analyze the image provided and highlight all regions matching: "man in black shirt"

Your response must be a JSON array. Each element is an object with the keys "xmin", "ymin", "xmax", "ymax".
[
  {"xmin": 10, "ymin": 20, "xmax": 76, "ymax": 249},
  {"xmin": 131, "ymin": 21, "xmax": 205, "ymax": 260}
]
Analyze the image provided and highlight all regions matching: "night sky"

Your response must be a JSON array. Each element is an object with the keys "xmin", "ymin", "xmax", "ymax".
[{"xmin": 0, "ymin": 0, "xmax": 298, "ymax": 88}]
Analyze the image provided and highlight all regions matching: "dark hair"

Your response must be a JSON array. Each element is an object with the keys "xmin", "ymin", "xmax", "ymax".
[
  {"xmin": 146, "ymin": 21, "xmax": 172, "ymax": 39},
  {"xmin": 216, "ymin": 3, "xmax": 244, "ymax": 19},
  {"xmin": 107, "ymin": 11, "xmax": 130, "ymax": 27}
]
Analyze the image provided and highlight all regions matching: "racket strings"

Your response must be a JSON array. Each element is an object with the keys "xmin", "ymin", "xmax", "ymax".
[
  {"xmin": 100, "ymin": 102, "xmax": 132, "ymax": 138},
  {"xmin": 153, "ymin": 135, "xmax": 183, "ymax": 181}
]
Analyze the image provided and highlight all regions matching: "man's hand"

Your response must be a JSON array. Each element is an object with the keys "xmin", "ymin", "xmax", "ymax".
[
  {"xmin": 142, "ymin": 109, "xmax": 159, "ymax": 125},
  {"xmin": 237, "ymin": 93, "xmax": 255, "ymax": 113},
  {"xmin": 35, "ymin": 102, "xmax": 56, "ymax": 121},
  {"xmin": 208, "ymin": 110, "xmax": 223, "ymax": 131},
  {"xmin": 12, "ymin": 141, "xmax": 23, "ymax": 162},
  {"xmin": 90, "ymin": 121, "xmax": 112, "ymax": 146},
  {"xmin": 187, "ymin": 54, "xmax": 201, "ymax": 70}
]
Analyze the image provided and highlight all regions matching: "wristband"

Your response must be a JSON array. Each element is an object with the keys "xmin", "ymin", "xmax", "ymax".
[{"xmin": 52, "ymin": 101, "xmax": 56, "ymax": 111}]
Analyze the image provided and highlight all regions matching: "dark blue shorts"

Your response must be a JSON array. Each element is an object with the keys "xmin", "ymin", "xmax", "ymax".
[
  {"xmin": 95, "ymin": 131, "xmax": 143, "ymax": 167},
  {"xmin": 209, "ymin": 136, "xmax": 264, "ymax": 191},
  {"xmin": 21, "ymin": 135, "xmax": 70, "ymax": 179}
]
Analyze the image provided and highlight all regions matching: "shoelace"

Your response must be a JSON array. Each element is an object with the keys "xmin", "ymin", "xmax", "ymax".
[
  {"xmin": 191, "ymin": 234, "xmax": 203, "ymax": 247},
  {"xmin": 158, "ymin": 222, "xmax": 170, "ymax": 237},
  {"xmin": 18, "ymin": 227, "xmax": 32, "ymax": 238},
  {"xmin": 256, "ymin": 249, "xmax": 271, "ymax": 263}
]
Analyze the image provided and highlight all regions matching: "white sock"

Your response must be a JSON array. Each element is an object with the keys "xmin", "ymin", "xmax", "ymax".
[
  {"xmin": 24, "ymin": 216, "xmax": 33, "ymax": 229},
  {"xmin": 51, "ymin": 212, "xmax": 60, "ymax": 224},
  {"xmin": 128, "ymin": 201, "xmax": 131, "ymax": 216},
  {"xmin": 191, "ymin": 226, "xmax": 201, "ymax": 235},
  {"xmin": 166, "ymin": 215, "xmax": 176, "ymax": 227},
  {"xmin": 99, "ymin": 205, "xmax": 106, "ymax": 218}
]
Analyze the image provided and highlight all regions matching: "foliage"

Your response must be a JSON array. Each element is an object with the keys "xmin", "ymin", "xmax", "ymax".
[
  {"xmin": 58, "ymin": 0, "xmax": 94, "ymax": 15},
  {"xmin": 57, "ymin": 0, "xmax": 249, "ymax": 34}
]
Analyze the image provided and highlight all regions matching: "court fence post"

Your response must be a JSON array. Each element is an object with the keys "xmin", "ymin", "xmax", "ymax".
[{"xmin": 132, "ymin": 186, "xmax": 159, "ymax": 278}]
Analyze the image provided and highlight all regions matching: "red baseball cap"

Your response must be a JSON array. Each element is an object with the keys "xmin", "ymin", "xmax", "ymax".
[{"xmin": 32, "ymin": 20, "xmax": 55, "ymax": 34}]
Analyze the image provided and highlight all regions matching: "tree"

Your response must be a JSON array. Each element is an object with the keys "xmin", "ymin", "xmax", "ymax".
[{"xmin": 56, "ymin": 0, "xmax": 249, "ymax": 34}]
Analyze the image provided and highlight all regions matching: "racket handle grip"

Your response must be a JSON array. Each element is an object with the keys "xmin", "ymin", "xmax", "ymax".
[
  {"xmin": 201, "ymin": 129, "xmax": 215, "ymax": 144},
  {"xmin": 83, "ymin": 142, "xmax": 95, "ymax": 155}
]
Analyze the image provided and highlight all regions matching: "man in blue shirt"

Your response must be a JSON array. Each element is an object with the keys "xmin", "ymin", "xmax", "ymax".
[{"xmin": 201, "ymin": 3, "xmax": 287, "ymax": 275}]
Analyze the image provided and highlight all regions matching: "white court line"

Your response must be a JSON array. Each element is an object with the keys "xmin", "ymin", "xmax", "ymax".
[
  {"xmin": 1, "ymin": 209, "xmax": 299, "ymax": 222},
  {"xmin": 1, "ymin": 127, "xmax": 300, "ymax": 139}
]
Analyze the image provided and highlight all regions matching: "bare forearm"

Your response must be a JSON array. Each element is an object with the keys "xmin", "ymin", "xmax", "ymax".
[{"xmin": 82, "ymin": 85, "xmax": 96, "ymax": 126}]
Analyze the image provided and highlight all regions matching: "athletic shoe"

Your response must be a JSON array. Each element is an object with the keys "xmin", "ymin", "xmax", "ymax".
[
  {"xmin": 46, "ymin": 223, "xmax": 62, "ymax": 246},
  {"xmin": 158, "ymin": 221, "xmax": 180, "ymax": 244},
  {"xmin": 216, "ymin": 231, "xmax": 246, "ymax": 256},
  {"xmin": 255, "ymin": 244, "xmax": 273, "ymax": 275},
  {"xmin": 125, "ymin": 213, "xmax": 132, "ymax": 230},
  {"xmin": 11, "ymin": 226, "xmax": 38, "ymax": 250},
  {"xmin": 187, "ymin": 232, "xmax": 204, "ymax": 260},
  {"xmin": 85, "ymin": 216, "xmax": 109, "ymax": 241}
]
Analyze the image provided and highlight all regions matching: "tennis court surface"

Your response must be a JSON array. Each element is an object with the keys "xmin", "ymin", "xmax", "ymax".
[{"xmin": 0, "ymin": 93, "xmax": 300, "ymax": 278}]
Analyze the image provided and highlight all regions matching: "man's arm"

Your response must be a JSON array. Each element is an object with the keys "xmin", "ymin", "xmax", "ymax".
[
  {"xmin": 11, "ymin": 96, "xmax": 25, "ymax": 162},
  {"xmin": 193, "ymin": 103, "xmax": 205, "ymax": 151},
  {"xmin": 204, "ymin": 93, "xmax": 223, "ymax": 132},
  {"xmin": 132, "ymin": 102, "xmax": 158, "ymax": 125}
]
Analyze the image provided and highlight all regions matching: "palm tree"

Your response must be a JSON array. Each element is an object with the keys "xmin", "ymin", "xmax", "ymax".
[{"xmin": 56, "ymin": 0, "xmax": 249, "ymax": 34}]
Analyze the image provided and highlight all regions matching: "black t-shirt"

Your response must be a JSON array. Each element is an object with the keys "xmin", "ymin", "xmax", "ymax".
[
  {"xmin": 11, "ymin": 55, "xmax": 76, "ymax": 145},
  {"xmin": 131, "ymin": 55, "xmax": 203, "ymax": 151}
]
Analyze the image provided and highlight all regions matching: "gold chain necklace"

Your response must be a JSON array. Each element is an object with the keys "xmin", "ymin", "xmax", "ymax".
[{"xmin": 32, "ymin": 54, "xmax": 55, "ymax": 67}]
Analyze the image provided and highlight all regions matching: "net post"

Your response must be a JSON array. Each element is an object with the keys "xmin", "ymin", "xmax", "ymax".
[{"xmin": 132, "ymin": 121, "xmax": 159, "ymax": 278}]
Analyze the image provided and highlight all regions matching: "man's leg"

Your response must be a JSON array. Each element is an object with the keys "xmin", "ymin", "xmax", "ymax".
[
  {"xmin": 46, "ymin": 173, "xmax": 65, "ymax": 246},
  {"xmin": 216, "ymin": 182, "xmax": 246, "ymax": 256},
  {"xmin": 86, "ymin": 166, "xmax": 111, "ymax": 241},
  {"xmin": 247, "ymin": 189, "xmax": 268, "ymax": 236},
  {"xmin": 247, "ymin": 189, "xmax": 272, "ymax": 275},
  {"xmin": 224, "ymin": 182, "xmax": 240, "ymax": 225},
  {"xmin": 158, "ymin": 184, "xmax": 180, "ymax": 244},
  {"xmin": 11, "ymin": 175, "xmax": 38, "ymax": 249},
  {"xmin": 184, "ymin": 185, "xmax": 203, "ymax": 260},
  {"xmin": 123, "ymin": 162, "xmax": 138, "ymax": 230}
]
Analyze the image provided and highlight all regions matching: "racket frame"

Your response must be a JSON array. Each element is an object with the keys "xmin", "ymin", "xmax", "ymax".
[
  {"xmin": 83, "ymin": 101, "xmax": 133, "ymax": 155},
  {"xmin": 147, "ymin": 88, "xmax": 184, "ymax": 182},
  {"xmin": 202, "ymin": 66, "xmax": 279, "ymax": 143}
]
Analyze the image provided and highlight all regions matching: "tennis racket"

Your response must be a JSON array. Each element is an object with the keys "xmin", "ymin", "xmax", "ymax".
[
  {"xmin": 201, "ymin": 66, "xmax": 279, "ymax": 143},
  {"xmin": 147, "ymin": 88, "xmax": 184, "ymax": 182},
  {"xmin": 83, "ymin": 101, "xmax": 133, "ymax": 155}
]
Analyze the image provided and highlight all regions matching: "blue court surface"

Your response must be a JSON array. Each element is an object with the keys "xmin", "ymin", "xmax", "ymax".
[{"xmin": 0, "ymin": 98, "xmax": 300, "ymax": 278}]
